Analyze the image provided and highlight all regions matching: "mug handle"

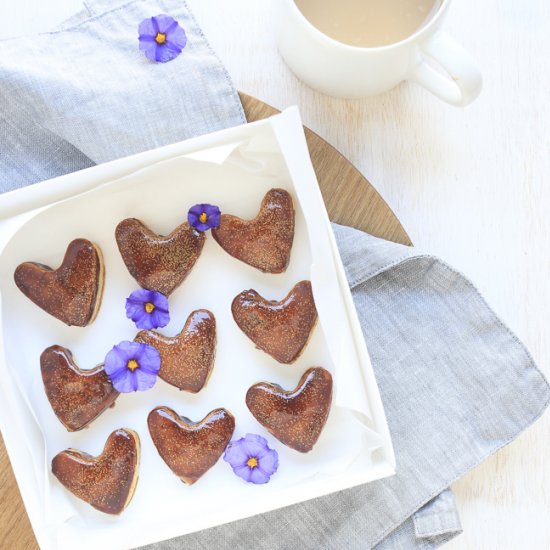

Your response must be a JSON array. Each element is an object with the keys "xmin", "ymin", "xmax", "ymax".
[{"xmin": 410, "ymin": 30, "xmax": 482, "ymax": 106}]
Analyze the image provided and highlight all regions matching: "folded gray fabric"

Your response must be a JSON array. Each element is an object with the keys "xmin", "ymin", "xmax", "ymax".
[
  {"xmin": 0, "ymin": 0, "xmax": 245, "ymax": 192},
  {"xmin": 1, "ymin": 1, "xmax": 548, "ymax": 549}
]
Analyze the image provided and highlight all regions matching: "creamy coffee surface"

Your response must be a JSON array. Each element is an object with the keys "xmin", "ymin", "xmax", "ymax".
[{"xmin": 295, "ymin": 0, "xmax": 442, "ymax": 47}]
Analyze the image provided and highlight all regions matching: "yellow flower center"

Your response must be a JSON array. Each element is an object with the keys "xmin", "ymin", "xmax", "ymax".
[
  {"xmin": 145, "ymin": 302, "xmax": 155, "ymax": 313},
  {"xmin": 199, "ymin": 212, "xmax": 208, "ymax": 224},
  {"xmin": 155, "ymin": 32, "xmax": 167, "ymax": 45},
  {"xmin": 127, "ymin": 359, "xmax": 139, "ymax": 372},
  {"xmin": 247, "ymin": 457, "xmax": 258, "ymax": 469}
]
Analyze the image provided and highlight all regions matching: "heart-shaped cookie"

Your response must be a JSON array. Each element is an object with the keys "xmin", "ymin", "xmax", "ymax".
[
  {"xmin": 212, "ymin": 188, "xmax": 294, "ymax": 273},
  {"xmin": 232, "ymin": 280, "xmax": 317, "ymax": 364},
  {"xmin": 148, "ymin": 406, "xmax": 235, "ymax": 484},
  {"xmin": 14, "ymin": 238, "xmax": 104, "ymax": 326},
  {"xmin": 52, "ymin": 428, "xmax": 140, "ymax": 515},
  {"xmin": 135, "ymin": 309, "xmax": 216, "ymax": 392},
  {"xmin": 115, "ymin": 218, "xmax": 205, "ymax": 295},
  {"xmin": 246, "ymin": 367, "xmax": 333, "ymax": 453},
  {"xmin": 40, "ymin": 345, "xmax": 119, "ymax": 431}
]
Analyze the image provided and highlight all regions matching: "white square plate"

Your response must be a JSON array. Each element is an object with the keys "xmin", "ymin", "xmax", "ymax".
[{"xmin": 0, "ymin": 108, "xmax": 394, "ymax": 550}]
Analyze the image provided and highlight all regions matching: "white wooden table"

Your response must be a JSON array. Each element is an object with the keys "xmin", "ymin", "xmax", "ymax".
[{"xmin": 1, "ymin": 1, "xmax": 549, "ymax": 548}]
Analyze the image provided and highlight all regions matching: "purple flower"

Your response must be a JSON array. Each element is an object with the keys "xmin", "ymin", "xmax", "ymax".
[
  {"xmin": 104, "ymin": 341, "xmax": 161, "ymax": 393},
  {"xmin": 224, "ymin": 434, "xmax": 279, "ymax": 484},
  {"xmin": 138, "ymin": 14, "xmax": 187, "ymax": 63},
  {"xmin": 188, "ymin": 203, "xmax": 221, "ymax": 232},
  {"xmin": 125, "ymin": 288, "xmax": 170, "ymax": 330}
]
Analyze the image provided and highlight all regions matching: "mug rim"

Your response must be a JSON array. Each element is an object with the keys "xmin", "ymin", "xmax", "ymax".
[{"xmin": 286, "ymin": 0, "xmax": 450, "ymax": 52}]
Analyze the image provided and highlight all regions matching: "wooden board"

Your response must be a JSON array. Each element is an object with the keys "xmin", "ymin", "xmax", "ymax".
[
  {"xmin": 239, "ymin": 92, "xmax": 411, "ymax": 246},
  {"xmin": 0, "ymin": 94, "xmax": 410, "ymax": 550}
]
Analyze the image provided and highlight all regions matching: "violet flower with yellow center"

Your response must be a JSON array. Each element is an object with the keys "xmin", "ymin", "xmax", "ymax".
[
  {"xmin": 104, "ymin": 341, "xmax": 161, "ymax": 393},
  {"xmin": 138, "ymin": 14, "xmax": 187, "ymax": 63},
  {"xmin": 224, "ymin": 434, "xmax": 279, "ymax": 484},
  {"xmin": 125, "ymin": 288, "xmax": 170, "ymax": 330},
  {"xmin": 188, "ymin": 203, "xmax": 221, "ymax": 232}
]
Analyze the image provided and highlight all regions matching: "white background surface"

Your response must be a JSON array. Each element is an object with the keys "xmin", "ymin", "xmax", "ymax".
[{"xmin": 0, "ymin": 0, "xmax": 549, "ymax": 548}]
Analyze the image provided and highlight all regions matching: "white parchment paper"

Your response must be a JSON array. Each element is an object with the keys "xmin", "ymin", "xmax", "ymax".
[{"xmin": 0, "ymin": 109, "xmax": 394, "ymax": 550}]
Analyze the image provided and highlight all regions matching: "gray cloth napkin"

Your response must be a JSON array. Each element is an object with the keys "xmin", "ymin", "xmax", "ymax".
[
  {"xmin": 0, "ymin": 1, "xmax": 548, "ymax": 549},
  {"xmin": 0, "ymin": 0, "xmax": 245, "ymax": 191}
]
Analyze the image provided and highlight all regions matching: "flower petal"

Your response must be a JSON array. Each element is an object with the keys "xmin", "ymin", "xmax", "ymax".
[
  {"xmin": 118, "ymin": 340, "xmax": 142, "ymax": 358},
  {"xmin": 107, "ymin": 364, "xmax": 128, "ymax": 383},
  {"xmin": 126, "ymin": 304, "xmax": 149, "ymax": 327},
  {"xmin": 138, "ymin": 17, "xmax": 156, "ymax": 37},
  {"xmin": 104, "ymin": 344, "xmax": 130, "ymax": 375},
  {"xmin": 188, "ymin": 204, "xmax": 204, "ymax": 216},
  {"xmin": 128, "ymin": 288, "xmax": 153, "ymax": 302},
  {"xmin": 208, "ymin": 211, "xmax": 221, "ymax": 228},
  {"xmin": 249, "ymin": 467, "xmax": 271, "ymax": 484},
  {"xmin": 134, "ymin": 368, "xmax": 158, "ymax": 391},
  {"xmin": 154, "ymin": 14, "xmax": 177, "ymax": 34},
  {"xmin": 150, "ymin": 308, "xmax": 170, "ymax": 328},
  {"xmin": 233, "ymin": 465, "xmax": 253, "ymax": 482},
  {"xmin": 110, "ymin": 370, "xmax": 136, "ymax": 393},
  {"xmin": 139, "ymin": 41, "xmax": 159, "ymax": 63},
  {"xmin": 204, "ymin": 204, "xmax": 221, "ymax": 217},
  {"xmin": 258, "ymin": 448, "xmax": 279, "ymax": 476},
  {"xmin": 223, "ymin": 441, "xmax": 249, "ymax": 468},
  {"xmin": 151, "ymin": 291, "xmax": 169, "ymax": 310},
  {"xmin": 125, "ymin": 299, "xmax": 144, "ymax": 318},
  {"xmin": 163, "ymin": 19, "xmax": 179, "ymax": 36},
  {"xmin": 155, "ymin": 42, "xmax": 181, "ymax": 63},
  {"xmin": 135, "ymin": 343, "xmax": 161, "ymax": 374},
  {"xmin": 244, "ymin": 433, "xmax": 269, "ymax": 446},
  {"xmin": 193, "ymin": 222, "xmax": 211, "ymax": 232},
  {"xmin": 167, "ymin": 25, "xmax": 187, "ymax": 50},
  {"xmin": 239, "ymin": 434, "xmax": 270, "ymax": 459},
  {"xmin": 137, "ymin": 313, "xmax": 157, "ymax": 330}
]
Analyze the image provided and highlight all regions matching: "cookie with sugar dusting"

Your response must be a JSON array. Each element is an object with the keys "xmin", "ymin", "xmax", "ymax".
[
  {"xmin": 246, "ymin": 367, "xmax": 332, "ymax": 453},
  {"xmin": 14, "ymin": 238, "xmax": 104, "ymax": 327},
  {"xmin": 232, "ymin": 280, "xmax": 317, "ymax": 364},
  {"xmin": 115, "ymin": 218, "xmax": 205, "ymax": 296},
  {"xmin": 41, "ymin": 345, "xmax": 119, "ymax": 431},
  {"xmin": 148, "ymin": 406, "xmax": 234, "ymax": 484},
  {"xmin": 134, "ymin": 309, "xmax": 216, "ymax": 393},
  {"xmin": 52, "ymin": 428, "xmax": 140, "ymax": 515},
  {"xmin": 212, "ymin": 188, "xmax": 295, "ymax": 273}
]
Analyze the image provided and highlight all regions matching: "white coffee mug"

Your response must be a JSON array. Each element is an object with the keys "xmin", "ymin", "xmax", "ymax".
[{"xmin": 275, "ymin": 0, "xmax": 482, "ymax": 106}]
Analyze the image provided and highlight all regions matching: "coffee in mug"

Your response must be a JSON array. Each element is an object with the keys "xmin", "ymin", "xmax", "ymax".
[
  {"xmin": 275, "ymin": 0, "xmax": 482, "ymax": 105},
  {"xmin": 294, "ymin": 0, "xmax": 442, "ymax": 47}
]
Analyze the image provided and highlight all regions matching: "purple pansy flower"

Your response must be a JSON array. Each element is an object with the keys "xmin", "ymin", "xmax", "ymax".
[
  {"xmin": 104, "ymin": 341, "xmax": 161, "ymax": 393},
  {"xmin": 224, "ymin": 433, "xmax": 279, "ymax": 484},
  {"xmin": 138, "ymin": 14, "xmax": 187, "ymax": 63},
  {"xmin": 188, "ymin": 203, "xmax": 221, "ymax": 232},
  {"xmin": 125, "ymin": 288, "xmax": 170, "ymax": 330}
]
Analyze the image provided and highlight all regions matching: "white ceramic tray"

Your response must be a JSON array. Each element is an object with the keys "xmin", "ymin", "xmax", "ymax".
[{"xmin": 0, "ymin": 108, "xmax": 394, "ymax": 550}]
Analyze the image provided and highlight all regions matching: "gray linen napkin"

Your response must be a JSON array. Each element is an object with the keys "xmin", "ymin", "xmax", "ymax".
[
  {"xmin": 0, "ymin": 1, "xmax": 548, "ymax": 548},
  {"xmin": 0, "ymin": 0, "xmax": 245, "ymax": 191}
]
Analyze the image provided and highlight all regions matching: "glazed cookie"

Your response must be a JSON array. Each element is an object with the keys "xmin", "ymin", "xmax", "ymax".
[
  {"xmin": 14, "ymin": 238, "xmax": 104, "ymax": 327},
  {"xmin": 212, "ymin": 188, "xmax": 294, "ymax": 273},
  {"xmin": 246, "ymin": 367, "xmax": 333, "ymax": 453},
  {"xmin": 148, "ymin": 406, "xmax": 234, "ymax": 484},
  {"xmin": 115, "ymin": 218, "xmax": 205, "ymax": 295},
  {"xmin": 232, "ymin": 280, "xmax": 317, "ymax": 364},
  {"xmin": 135, "ymin": 309, "xmax": 216, "ymax": 392},
  {"xmin": 52, "ymin": 428, "xmax": 140, "ymax": 515},
  {"xmin": 41, "ymin": 345, "xmax": 119, "ymax": 431}
]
